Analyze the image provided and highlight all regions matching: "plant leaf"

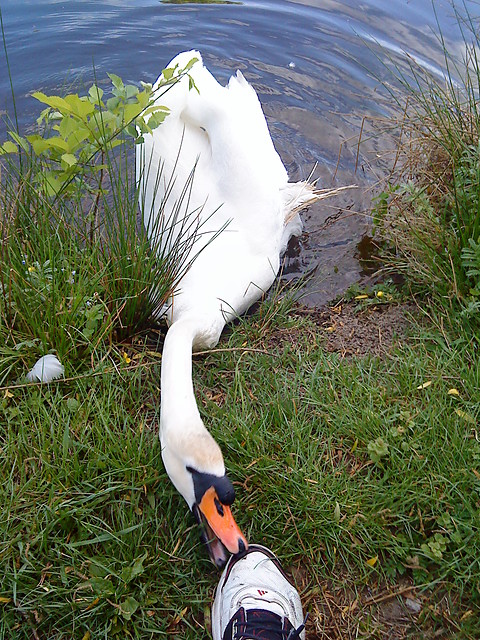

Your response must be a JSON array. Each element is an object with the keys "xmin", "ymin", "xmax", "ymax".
[
  {"xmin": 366, "ymin": 555, "xmax": 378, "ymax": 567},
  {"xmin": 120, "ymin": 552, "xmax": 147, "ymax": 584},
  {"xmin": 119, "ymin": 596, "xmax": 139, "ymax": 620},
  {"xmin": 0, "ymin": 140, "xmax": 18, "ymax": 154},
  {"xmin": 416, "ymin": 380, "xmax": 432, "ymax": 390},
  {"xmin": 61, "ymin": 153, "xmax": 77, "ymax": 168},
  {"xmin": 454, "ymin": 408, "xmax": 476, "ymax": 424},
  {"xmin": 32, "ymin": 92, "xmax": 73, "ymax": 113},
  {"xmin": 89, "ymin": 576, "xmax": 115, "ymax": 596}
]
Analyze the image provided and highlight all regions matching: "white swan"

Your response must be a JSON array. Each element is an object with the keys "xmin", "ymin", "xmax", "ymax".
[{"xmin": 137, "ymin": 51, "xmax": 318, "ymax": 567}]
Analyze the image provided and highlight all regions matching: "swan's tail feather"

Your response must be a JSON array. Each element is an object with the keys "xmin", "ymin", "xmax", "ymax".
[
  {"xmin": 281, "ymin": 181, "xmax": 319, "ymax": 225},
  {"xmin": 313, "ymin": 184, "xmax": 358, "ymax": 201},
  {"xmin": 282, "ymin": 183, "xmax": 357, "ymax": 225},
  {"xmin": 279, "ymin": 183, "xmax": 357, "ymax": 255}
]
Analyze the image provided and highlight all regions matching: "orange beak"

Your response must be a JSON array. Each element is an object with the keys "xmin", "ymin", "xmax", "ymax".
[{"xmin": 199, "ymin": 486, "xmax": 248, "ymax": 555}]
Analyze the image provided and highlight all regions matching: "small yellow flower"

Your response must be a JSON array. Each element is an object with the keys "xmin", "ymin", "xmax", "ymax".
[
  {"xmin": 376, "ymin": 290, "xmax": 384, "ymax": 298},
  {"xmin": 122, "ymin": 352, "xmax": 131, "ymax": 364},
  {"xmin": 366, "ymin": 555, "xmax": 378, "ymax": 567},
  {"xmin": 28, "ymin": 265, "xmax": 35, "ymax": 272},
  {"xmin": 448, "ymin": 388, "xmax": 460, "ymax": 396}
]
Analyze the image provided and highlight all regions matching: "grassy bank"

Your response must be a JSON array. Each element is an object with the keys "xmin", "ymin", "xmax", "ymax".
[
  {"xmin": 0, "ymin": 296, "xmax": 479, "ymax": 638},
  {"xmin": 1, "ymin": 12, "xmax": 480, "ymax": 640}
]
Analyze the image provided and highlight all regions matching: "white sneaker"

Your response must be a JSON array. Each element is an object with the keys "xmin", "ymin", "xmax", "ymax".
[{"xmin": 212, "ymin": 545, "xmax": 306, "ymax": 640}]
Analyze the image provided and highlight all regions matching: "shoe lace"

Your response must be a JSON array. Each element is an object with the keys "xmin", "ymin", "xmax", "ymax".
[{"xmin": 233, "ymin": 611, "xmax": 308, "ymax": 640}]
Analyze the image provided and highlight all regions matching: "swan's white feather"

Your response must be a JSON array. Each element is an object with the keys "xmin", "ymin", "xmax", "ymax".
[
  {"xmin": 138, "ymin": 51, "xmax": 306, "ymax": 342},
  {"xmin": 136, "ymin": 51, "xmax": 318, "ymax": 516},
  {"xmin": 26, "ymin": 354, "xmax": 64, "ymax": 383}
]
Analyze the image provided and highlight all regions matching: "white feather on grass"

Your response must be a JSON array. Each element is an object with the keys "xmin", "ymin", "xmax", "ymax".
[{"xmin": 26, "ymin": 354, "xmax": 64, "ymax": 383}]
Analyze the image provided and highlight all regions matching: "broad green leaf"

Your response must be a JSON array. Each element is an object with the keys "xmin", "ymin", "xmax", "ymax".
[
  {"xmin": 61, "ymin": 153, "xmax": 77, "ymax": 168},
  {"xmin": 148, "ymin": 111, "xmax": 168, "ymax": 129},
  {"xmin": 119, "ymin": 596, "xmax": 139, "ymax": 620},
  {"xmin": 142, "ymin": 105, "xmax": 169, "ymax": 117},
  {"xmin": 8, "ymin": 131, "xmax": 29, "ymax": 152},
  {"xmin": 367, "ymin": 437, "xmax": 389, "ymax": 463},
  {"xmin": 44, "ymin": 137, "xmax": 70, "ymax": 152},
  {"xmin": 125, "ymin": 124, "xmax": 138, "ymax": 139},
  {"xmin": 66, "ymin": 397, "xmax": 80, "ymax": 412},
  {"xmin": 27, "ymin": 134, "xmax": 51, "ymax": 155},
  {"xmin": 64, "ymin": 94, "xmax": 96, "ymax": 119},
  {"xmin": 89, "ymin": 576, "xmax": 115, "ymax": 596},
  {"xmin": 91, "ymin": 110, "xmax": 116, "ymax": 131},
  {"xmin": 0, "ymin": 140, "xmax": 18, "ymax": 154},
  {"xmin": 32, "ymin": 92, "xmax": 73, "ymax": 113},
  {"xmin": 41, "ymin": 171, "xmax": 66, "ymax": 196},
  {"xmin": 57, "ymin": 115, "xmax": 78, "ymax": 139},
  {"xmin": 135, "ymin": 90, "xmax": 150, "ymax": 109},
  {"xmin": 106, "ymin": 96, "xmax": 121, "ymax": 112},
  {"xmin": 67, "ymin": 126, "xmax": 91, "ymax": 148},
  {"xmin": 183, "ymin": 56, "xmax": 199, "ymax": 73},
  {"xmin": 108, "ymin": 73, "xmax": 124, "ymax": 90},
  {"xmin": 123, "ymin": 103, "xmax": 142, "ymax": 123},
  {"xmin": 36, "ymin": 106, "xmax": 52, "ymax": 125},
  {"xmin": 89, "ymin": 558, "xmax": 111, "ymax": 578},
  {"xmin": 162, "ymin": 67, "xmax": 174, "ymax": 81},
  {"xmin": 189, "ymin": 76, "xmax": 199, "ymax": 93},
  {"xmin": 120, "ymin": 552, "xmax": 147, "ymax": 584},
  {"xmin": 125, "ymin": 84, "xmax": 139, "ymax": 100},
  {"xmin": 88, "ymin": 85, "xmax": 104, "ymax": 103}
]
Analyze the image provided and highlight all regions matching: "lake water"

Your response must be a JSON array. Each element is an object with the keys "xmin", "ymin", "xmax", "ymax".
[{"xmin": 0, "ymin": 0, "xmax": 477, "ymax": 304}]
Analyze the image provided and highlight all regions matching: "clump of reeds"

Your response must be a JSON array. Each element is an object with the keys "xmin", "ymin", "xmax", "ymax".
[
  {"xmin": 0, "ymin": 64, "xmax": 199, "ymax": 384},
  {"xmin": 373, "ymin": 3, "xmax": 480, "ymax": 322}
]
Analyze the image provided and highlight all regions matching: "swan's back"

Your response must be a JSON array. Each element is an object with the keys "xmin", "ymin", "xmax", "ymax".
[{"xmin": 137, "ymin": 51, "xmax": 311, "ymax": 341}]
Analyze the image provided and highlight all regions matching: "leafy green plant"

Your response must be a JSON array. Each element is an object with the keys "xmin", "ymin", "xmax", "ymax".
[
  {"xmin": 462, "ymin": 236, "xmax": 480, "ymax": 295},
  {"xmin": 344, "ymin": 279, "xmax": 401, "ymax": 310},
  {"xmin": 0, "ymin": 57, "xmax": 203, "ymax": 378},
  {"xmin": 1, "ymin": 73, "xmax": 168, "ymax": 199},
  {"xmin": 371, "ymin": 4, "xmax": 480, "ymax": 328},
  {"xmin": 421, "ymin": 533, "xmax": 448, "ymax": 561},
  {"xmin": 367, "ymin": 436, "xmax": 389, "ymax": 463}
]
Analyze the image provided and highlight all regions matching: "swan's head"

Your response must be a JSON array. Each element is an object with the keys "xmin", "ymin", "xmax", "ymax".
[{"xmin": 161, "ymin": 429, "xmax": 248, "ymax": 568}]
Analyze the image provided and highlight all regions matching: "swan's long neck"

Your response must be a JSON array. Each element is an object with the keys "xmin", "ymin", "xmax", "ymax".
[{"xmin": 160, "ymin": 319, "xmax": 201, "ymax": 433}]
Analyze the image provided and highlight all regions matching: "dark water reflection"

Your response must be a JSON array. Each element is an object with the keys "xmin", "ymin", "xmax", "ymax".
[{"xmin": 0, "ymin": 0, "xmax": 478, "ymax": 304}]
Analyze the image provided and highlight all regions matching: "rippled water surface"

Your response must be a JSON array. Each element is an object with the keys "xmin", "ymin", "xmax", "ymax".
[{"xmin": 1, "ymin": 0, "xmax": 478, "ymax": 303}]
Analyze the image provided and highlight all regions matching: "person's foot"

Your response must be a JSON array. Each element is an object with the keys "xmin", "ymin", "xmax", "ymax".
[{"xmin": 212, "ymin": 544, "xmax": 306, "ymax": 640}]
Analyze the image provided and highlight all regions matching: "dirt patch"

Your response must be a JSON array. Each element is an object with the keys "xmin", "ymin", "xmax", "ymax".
[
  {"xmin": 290, "ymin": 566, "xmax": 421, "ymax": 640},
  {"xmin": 297, "ymin": 301, "xmax": 416, "ymax": 357},
  {"xmin": 288, "ymin": 560, "xmax": 473, "ymax": 640}
]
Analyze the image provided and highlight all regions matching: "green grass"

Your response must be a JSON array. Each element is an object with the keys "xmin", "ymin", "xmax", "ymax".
[
  {"xmin": 372, "ymin": 2, "xmax": 480, "ymax": 326},
  {"xmin": 0, "ymin": 301, "xmax": 479, "ymax": 637},
  {"xmin": 1, "ymin": 7, "xmax": 480, "ymax": 635}
]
